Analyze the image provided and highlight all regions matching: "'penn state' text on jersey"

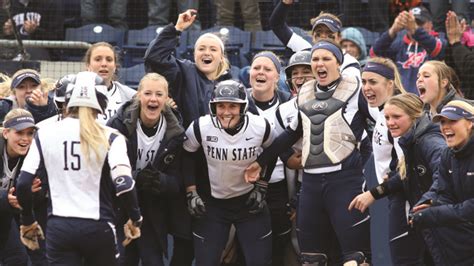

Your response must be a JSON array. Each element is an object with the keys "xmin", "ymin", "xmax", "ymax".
[{"xmin": 184, "ymin": 114, "xmax": 273, "ymax": 199}]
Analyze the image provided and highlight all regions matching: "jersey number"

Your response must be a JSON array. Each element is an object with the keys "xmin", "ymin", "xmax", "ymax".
[{"xmin": 63, "ymin": 141, "xmax": 81, "ymax": 171}]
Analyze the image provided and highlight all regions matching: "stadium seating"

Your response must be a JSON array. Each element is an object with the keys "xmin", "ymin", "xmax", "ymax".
[
  {"xmin": 63, "ymin": 24, "xmax": 126, "ymax": 61},
  {"xmin": 123, "ymin": 26, "xmax": 164, "ymax": 67},
  {"xmin": 118, "ymin": 63, "xmax": 145, "ymax": 89},
  {"xmin": 181, "ymin": 26, "xmax": 251, "ymax": 68},
  {"xmin": 248, "ymin": 30, "xmax": 293, "ymax": 65},
  {"xmin": 353, "ymin": 27, "xmax": 381, "ymax": 54}
]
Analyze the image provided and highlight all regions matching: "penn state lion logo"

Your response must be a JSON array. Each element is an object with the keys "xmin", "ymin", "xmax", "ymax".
[
  {"xmin": 164, "ymin": 154, "xmax": 175, "ymax": 165},
  {"xmin": 311, "ymin": 101, "xmax": 328, "ymax": 111},
  {"xmin": 416, "ymin": 165, "xmax": 427, "ymax": 176},
  {"xmin": 219, "ymin": 86, "xmax": 234, "ymax": 97}
]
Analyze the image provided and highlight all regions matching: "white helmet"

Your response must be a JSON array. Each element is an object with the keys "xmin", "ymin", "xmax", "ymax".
[{"xmin": 67, "ymin": 71, "xmax": 108, "ymax": 114}]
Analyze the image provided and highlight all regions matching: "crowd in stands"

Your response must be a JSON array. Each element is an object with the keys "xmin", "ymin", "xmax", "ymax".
[{"xmin": 1, "ymin": 1, "xmax": 474, "ymax": 266}]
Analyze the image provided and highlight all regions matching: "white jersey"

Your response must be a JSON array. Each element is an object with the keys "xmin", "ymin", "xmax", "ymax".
[
  {"xmin": 372, "ymin": 108, "xmax": 403, "ymax": 184},
  {"xmin": 21, "ymin": 117, "xmax": 132, "ymax": 221},
  {"xmin": 275, "ymin": 98, "xmax": 303, "ymax": 182},
  {"xmin": 184, "ymin": 114, "xmax": 274, "ymax": 199},
  {"xmin": 256, "ymin": 99, "xmax": 285, "ymax": 183},
  {"xmin": 97, "ymin": 83, "xmax": 134, "ymax": 124},
  {"xmin": 36, "ymin": 114, "xmax": 61, "ymax": 129},
  {"xmin": 136, "ymin": 116, "xmax": 166, "ymax": 171}
]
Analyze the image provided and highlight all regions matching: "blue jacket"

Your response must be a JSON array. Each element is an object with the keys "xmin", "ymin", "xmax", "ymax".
[
  {"xmin": 386, "ymin": 114, "xmax": 446, "ymax": 207},
  {"xmin": 0, "ymin": 93, "xmax": 57, "ymax": 125},
  {"xmin": 414, "ymin": 135, "xmax": 474, "ymax": 265},
  {"xmin": 371, "ymin": 29, "xmax": 446, "ymax": 94},
  {"xmin": 144, "ymin": 24, "xmax": 233, "ymax": 128},
  {"xmin": 107, "ymin": 100, "xmax": 191, "ymax": 253}
]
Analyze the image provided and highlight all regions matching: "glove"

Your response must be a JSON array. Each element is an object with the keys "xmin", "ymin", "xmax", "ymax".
[
  {"xmin": 135, "ymin": 166, "xmax": 161, "ymax": 196},
  {"xmin": 246, "ymin": 180, "xmax": 268, "ymax": 214},
  {"xmin": 20, "ymin": 222, "xmax": 45, "ymax": 250},
  {"xmin": 122, "ymin": 217, "xmax": 142, "ymax": 247},
  {"xmin": 186, "ymin": 190, "xmax": 206, "ymax": 218}
]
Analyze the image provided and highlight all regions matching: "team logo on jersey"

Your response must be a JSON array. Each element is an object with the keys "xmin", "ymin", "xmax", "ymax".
[
  {"xmin": 416, "ymin": 165, "xmax": 427, "ymax": 176},
  {"xmin": 79, "ymin": 86, "xmax": 89, "ymax": 97},
  {"xmin": 164, "ymin": 154, "xmax": 175, "ymax": 164},
  {"xmin": 311, "ymin": 101, "xmax": 328, "ymax": 111},
  {"xmin": 286, "ymin": 115, "xmax": 294, "ymax": 124},
  {"xmin": 206, "ymin": 136, "xmax": 218, "ymax": 142}
]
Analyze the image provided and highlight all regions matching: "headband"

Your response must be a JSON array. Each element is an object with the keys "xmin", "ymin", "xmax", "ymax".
[
  {"xmin": 311, "ymin": 41, "xmax": 344, "ymax": 64},
  {"xmin": 253, "ymin": 52, "xmax": 282, "ymax": 73},
  {"xmin": 363, "ymin": 62, "xmax": 395, "ymax": 80},
  {"xmin": 196, "ymin": 33, "xmax": 225, "ymax": 52}
]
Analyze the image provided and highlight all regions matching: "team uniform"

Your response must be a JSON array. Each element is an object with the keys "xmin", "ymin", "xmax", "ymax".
[
  {"xmin": 108, "ymin": 100, "xmax": 190, "ymax": 266},
  {"xmin": 97, "ymin": 81, "xmax": 136, "ymax": 124},
  {"xmin": 16, "ymin": 117, "xmax": 141, "ymax": 265},
  {"xmin": 16, "ymin": 73, "xmax": 142, "ymax": 266},
  {"xmin": 257, "ymin": 74, "xmax": 372, "ymax": 264},
  {"xmin": 184, "ymin": 111, "xmax": 274, "ymax": 266}
]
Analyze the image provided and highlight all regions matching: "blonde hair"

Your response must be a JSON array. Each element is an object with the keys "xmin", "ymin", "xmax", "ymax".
[
  {"xmin": 194, "ymin": 33, "xmax": 230, "ymax": 80},
  {"xmin": 0, "ymin": 73, "xmax": 11, "ymax": 98},
  {"xmin": 3, "ymin": 69, "xmax": 53, "ymax": 94},
  {"xmin": 134, "ymin": 72, "xmax": 169, "ymax": 107},
  {"xmin": 69, "ymin": 107, "xmax": 109, "ymax": 163},
  {"xmin": 4, "ymin": 108, "xmax": 34, "ymax": 126},
  {"xmin": 386, "ymin": 93, "xmax": 424, "ymax": 179},
  {"xmin": 367, "ymin": 57, "xmax": 407, "ymax": 95},
  {"xmin": 443, "ymin": 100, "xmax": 474, "ymax": 117}
]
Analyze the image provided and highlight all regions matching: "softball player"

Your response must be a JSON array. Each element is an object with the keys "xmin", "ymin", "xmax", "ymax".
[
  {"xmin": 246, "ymin": 40, "xmax": 372, "ymax": 266},
  {"xmin": 184, "ymin": 80, "xmax": 274, "ymax": 266},
  {"xmin": 15, "ymin": 72, "xmax": 142, "ymax": 265}
]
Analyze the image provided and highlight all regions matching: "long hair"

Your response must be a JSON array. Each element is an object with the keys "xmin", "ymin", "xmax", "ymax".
[
  {"xmin": 366, "ymin": 57, "xmax": 407, "ymax": 95},
  {"xmin": 69, "ymin": 106, "xmax": 109, "ymax": 163},
  {"xmin": 386, "ymin": 93, "xmax": 424, "ymax": 179},
  {"xmin": 83, "ymin": 42, "xmax": 120, "ymax": 82},
  {"xmin": 422, "ymin": 60, "xmax": 463, "ymax": 96}
]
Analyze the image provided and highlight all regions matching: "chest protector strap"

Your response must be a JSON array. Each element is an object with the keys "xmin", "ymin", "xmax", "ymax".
[{"xmin": 297, "ymin": 76, "xmax": 359, "ymax": 168}]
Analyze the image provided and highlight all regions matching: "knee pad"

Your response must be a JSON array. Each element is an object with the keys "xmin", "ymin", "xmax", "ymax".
[
  {"xmin": 300, "ymin": 252, "xmax": 328, "ymax": 266},
  {"xmin": 343, "ymin": 251, "xmax": 368, "ymax": 266}
]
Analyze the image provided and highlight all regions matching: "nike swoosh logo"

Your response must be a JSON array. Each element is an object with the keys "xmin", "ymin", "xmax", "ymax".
[
  {"xmin": 116, "ymin": 101, "xmax": 122, "ymax": 104},
  {"xmin": 245, "ymin": 137, "xmax": 253, "ymax": 141}
]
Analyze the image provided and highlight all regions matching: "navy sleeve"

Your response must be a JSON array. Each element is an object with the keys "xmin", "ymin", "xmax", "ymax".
[
  {"xmin": 269, "ymin": 1, "xmax": 294, "ymax": 46},
  {"xmin": 412, "ymin": 28, "xmax": 446, "ymax": 59},
  {"xmin": 384, "ymin": 171, "xmax": 404, "ymax": 194},
  {"xmin": 144, "ymin": 24, "xmax": 184, "ymax": 90},
  {"xmin": 16, "ymin": 171, "xmax": 36, "ymax": 225},
  {"xmin": 0, "ymin": 190, "xmax": 11, "ymax": 212},
  {"xmin": 118, "ymin": 188, "xmax": 141, "ymax": 222},
  {"xmin": 25, "ymin": 95, "xmax": 58, "ymax": 123},
  {"xmin": 370, "ymin": 31, "xmax": 398, "ymax": 59},
  {"xmin": 256, "ymin": 126, "xmax": 301, "ymax": 169},
  {"xmin": 415, "ymin": 199, "xmax": 474, "ymax": 227},
  {"xmin": 183, "ymin": 150, "xmax": 197, "ymax": 188}
]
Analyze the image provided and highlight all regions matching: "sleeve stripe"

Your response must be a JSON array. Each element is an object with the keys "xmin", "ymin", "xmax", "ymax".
[
  {"xmin": 430, "ymin": 39, "xmax": 442, "ymax": 57},
  {"xmin": 263, "ymin": 119, "xmax": 271, "ymax": 144},
  {"xmin": 193, "ymin": 119, "xmax": 202, "ymax": 145}
]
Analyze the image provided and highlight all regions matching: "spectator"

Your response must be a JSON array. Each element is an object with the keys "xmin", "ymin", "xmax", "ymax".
[
  {"xmin": 216, "ymin": 0, "xmax": 261, "ymax": 31},
  {"xmin": 341, "ymin": 27, "xmax": 368, "ymax": 66},
  {"xmin": 81, "ymin": 0, "xmax": 128, "ymax": 30},
  {"xmin": 1, "ymin": 0, "xmax": 64, "ymax": 60},
  {"xmin": 147, "ymin": 0, "xmax": 200, "ymax": 29},
  {"xmin": 371, "ymin": 6, "xmax": 446, "ymax": 94},
  {"xmin": 444, "ymin": 11, "xmax": 474, "ymax": 99},
  {"xmin": 429, "ymin": 0, "xmax": 470, "ymax": 33}
]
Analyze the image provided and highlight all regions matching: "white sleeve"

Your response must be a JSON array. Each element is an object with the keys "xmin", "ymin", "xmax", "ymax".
[
  {"xmin": 287, "ymin": 33, "xmax": 312, "ymax": 52},
  {"xmin": 108, "ymin": 134, "xmax": 132, "ymax": 177},
  {"xmin": 289, "ymin": 112, "xmax": 300, "ymax": 131},
  {"xmin": 183, "ymin": 121, "xmax": 201, "ymax": 152},
  {"xmin": 21, "ymin": 137, "xmax": 42, "ymax": 175}
]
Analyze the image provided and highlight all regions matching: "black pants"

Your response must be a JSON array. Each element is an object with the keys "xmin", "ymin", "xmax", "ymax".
[
  {"xmin": 46, "ymin": 216, "xmax": 118, "ymax": 266},
  {"xmin": 297, "ymin": 170, "xmax": 371, "ymax": 263},
  {"xmin": 193, "ymin": 193, "xmax": 272, "ymax": 266}
]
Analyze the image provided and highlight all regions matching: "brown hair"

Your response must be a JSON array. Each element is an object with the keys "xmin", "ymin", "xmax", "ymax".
[{"xmin": 83, "ymin": 42, "xmax": 120, "ymax": 81}]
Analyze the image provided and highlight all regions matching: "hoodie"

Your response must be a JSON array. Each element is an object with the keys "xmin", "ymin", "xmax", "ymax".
[
  {"xmin": 370, "ymin": 28, "xmax": 446, "ymax": 94},
  {"xmin": 341, "ymin": 27, "xmax": 368, "ymax": 66}
]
